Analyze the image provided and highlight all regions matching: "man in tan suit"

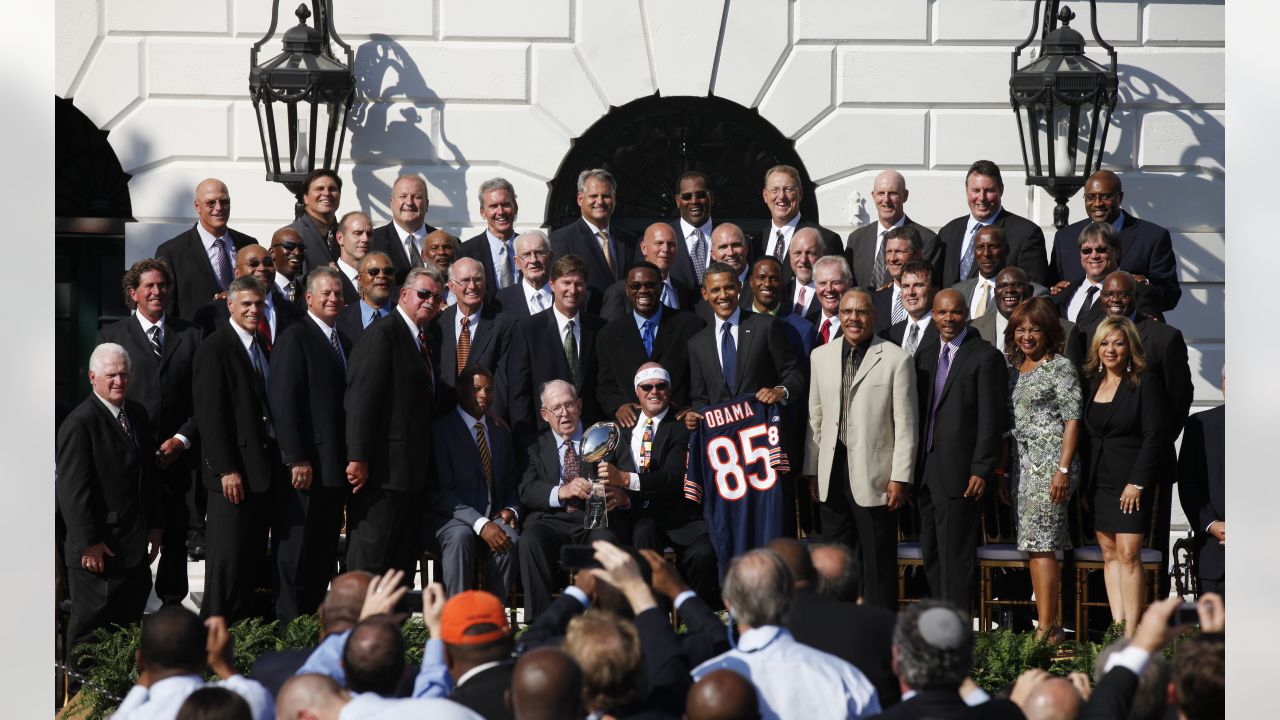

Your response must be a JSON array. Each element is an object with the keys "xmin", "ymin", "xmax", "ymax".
[{"xmin": 802, "ymin": 289, "xmax": 917, "ymax": 610}]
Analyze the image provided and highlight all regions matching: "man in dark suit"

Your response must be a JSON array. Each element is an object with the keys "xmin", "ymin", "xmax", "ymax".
[
  {"xmin": 494, "ymin": 230, "xmax": 555, "ymax": 320},
  {"xmin": 701, "ymin": 223, "xmax": 755, "ymax": 318},
  {"xmin": 782, "ymin": 226, "xmax": 823, "ymax": 323},
  {"xmin": 192, "ymin": 243, "xmax": 304, "ymax": 346},
  {"xmin": 952, "ymin": 225, "xmax": 1049, "ymax": 318},
  {"xmin": 881, "ymin": 260, "xmax": 939, "ymax": 354},
  {"xmin": 759, "ymin": 164, "xmax": 842, "ymax": 286},
  {"xmin": 549, "ymin": 168, "xmax": 637, "ymax": 316},
  {"xmin": 269, "ymin": 227, "xmax": 308, "ymax": 311},
  {"xmin": 459, "ymin": 177, "xmax": 521, "ymax": 302},
  {"xmin": 434, "ymin": 257, "xmax": 514, "ymax": 412},
  {"xmin": 595, "ymin": 261, "xmax": 705, "ymax": 425},
  {"xmin": 1053, "ymin": 220, "xmax": 1119, "ymax": 326},
  {"xmin": 504, "ymin": 254, "xmax": 605, "ymax": 450},
  {"xmin": 871, "ymin": 226, "xmax": 926, "ymax": 334},
  {"xmin": 811, "ymin": 255, "xmax": 853, "ymax": 347},
  {"xmin": 599, "ymin": 222, "xmax": 697, "ymax": 320},
  {"xmin": 289, "ymin": 169, "xmax": 343, "ymax": 275},
  {"xmin": 970, "ymin": 266, "xmax": 1084, "ymax": 367},
  {"xmin": 266, "ymin": 267, "xmax": 352, "ymax": 620},
  {"xmin": 431, "ymin": 367, "xmax": 522, "ymax": 599},
  {"xmin": 155, "ymin": 178, "xmax": 257, "ymax": 321},
  {"xmin": 57, "ymin": 343, "xmax": 162, "ymax": 680},
  {"xmin": 845, "ymin": 169, "xmax": 943, "ymax": 290},
  {"xmin": 517, "ymin": 380, "xmax": 631, "ymax": 619},
  {"xmin": 914, "ymin": 289, "xmax": 1007, "ymax": 613},
  {"xmin": 668, "ymin": 171, "xmax": 717, "ymax": 292},
  {"xmin": 599, "ymin": 362, "xmax": 719, "ymax": 603},
  {"xmin": 344, "ymin": 267, "xmax": 447, "ymax": 580},
  {"xmin": 937, "ymin": 160, "xmax": 1049, "ymax": 286},
  {"xmin": 333, "ymin": 211, "xmax": 373, "ymax": 306},
  {"xmin": 1179, "ymin": 403, "xmax": 1225, "ymax": 597},
  {"xmin": 96, "ymin": 259, "xmax": 201, "ymax": 606},
  {"xmin": 1049, "ymin": 170, "xmax": 1181, "ymax": 312},
  {"xmin": 370, "ymin": 174, "xmax": 437, "ymax": 284},
  {"xmin": 335, "ymin": 251, "xmax": 397, "ymax": 348},
  {"xmin": 191, "ymin": 276, "xmax": 278, "ymax": 620},
  {"xmin": 685, "ymin": 262, "xmax": 804, "ymax": 422}
]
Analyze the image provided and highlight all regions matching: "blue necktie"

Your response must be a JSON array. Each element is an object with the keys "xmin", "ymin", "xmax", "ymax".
[
  {"xmin": 927, "ymin": 344, "xmax": 952, "ymax": 450},
  {"xmin": 642, "ymin": 319, "xmax": 656, "ymax": 358},
  {"xmin": 959, "ymin": 224, "xmax": 980, "ymax": 280},
  {"xmin": 720, "ymin": 321, "xmax": 737, "ymax": 392}
]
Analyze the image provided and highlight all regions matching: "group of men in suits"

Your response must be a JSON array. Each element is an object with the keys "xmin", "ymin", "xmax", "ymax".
[{"xmin": 58, "ymin": 154, "xmax": 1203, "ymax": 653}]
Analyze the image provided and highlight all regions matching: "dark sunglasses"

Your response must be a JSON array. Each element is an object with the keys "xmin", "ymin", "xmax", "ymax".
[
  {"xmin": 1080, "ymin": 246, "xmax": 1110, "ymax": 256},
  {"xmin": 245, "ymin": 257, "xmax": 274, "ymax": 268},
  {"xmin": 412, "ymin": 288, "xmax": 442, "ymax": 303},
  {"xmin": 270, "ymin": 241, "xmax": 302, "ymax": 252},
  {"xmin": 365, "ymin": 267, "xmax": 393, "ymax": 277},
  {"xmin": 678, "ymin": 191, "xmax": 709, "ymax": 201},
  {"xmin": 638, "ymin": 382, "xmax": 669, "ymax": 392}
]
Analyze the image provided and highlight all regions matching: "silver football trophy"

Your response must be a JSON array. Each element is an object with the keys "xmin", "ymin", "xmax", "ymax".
[{"xmin": 579, "ymin": 421, "xmax": 620, "ymax": 529}]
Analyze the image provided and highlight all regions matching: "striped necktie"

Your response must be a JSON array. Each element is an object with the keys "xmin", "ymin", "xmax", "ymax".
[{"xmin": 475, "ymin": 420, "xmax": 494, "ymax": 502}]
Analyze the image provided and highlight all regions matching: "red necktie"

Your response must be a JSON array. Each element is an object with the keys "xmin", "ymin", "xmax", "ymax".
[
  {"xmin": 258, "ymin": 311, "xmax": 272, "ymax": 353},
  {"xmin": 820, "ymin": 317, "xmax": 832, "ymax": 344}
]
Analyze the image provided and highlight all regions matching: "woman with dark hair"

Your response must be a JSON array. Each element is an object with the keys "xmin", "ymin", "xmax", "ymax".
[
  {"xmin": 1002, "ymin": 296, "xmax": 1081, "ymax": 642},
  {"xmin": 175, "ymin": 687, "xmax": 253, "ymax": 720},
  {"xmin": 1082, "ymin": 316, "xmax": 1167, "ymax": 636}
]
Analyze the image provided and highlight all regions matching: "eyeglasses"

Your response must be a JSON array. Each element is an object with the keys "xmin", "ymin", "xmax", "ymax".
[
  {"xmin": 365, "ymin": 267, "xmax": 393, "ymax": 278},
  {"xmin": 765, "ymin": 186, "xmax": 799, "ymax": 198},
  {"xmin": 544, "ymin": 402, "xmax": 578, "ymax": 416},
  {"xmin": 244, "ymin": 257, "xmax": 274, "ymax": 268},
  {"xmin": 270, "ymin": 241, "xmax": 302, "ymax": 253},
  {"xmin": 200, "ymin": 199, "xmax": 230, "ymax": 209},
  {"xmin": 637, "ymin": 382, "xmax": 669, "ymax": 393},
  {"xmin": 518, "ymin": 250, "xmax": 550, "ymax": 261},
  {"xmin": 678, "ymin": 191, "xmax": 709, "ymax": 201},
  {"xmin": 1101, "ymin": 290, "xmax": 1134, "ymax": 300},
  {"xmin": 1083, "ymin": 192, "xmax": 1117, "ymax": 203},
  {"xmin": 452, "ymin": 277, "xmax": 484, "ymax": 286},
  {"xmin": 1079, "ymin": 246, "xmax": 1110, "ymax": 256},
  {"xmin": 411, "ymin": 288, "xmax": 442, "ymax": 303}
]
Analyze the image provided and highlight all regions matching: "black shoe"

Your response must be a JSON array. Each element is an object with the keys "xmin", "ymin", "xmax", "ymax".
[{"xmin": 187, "ymin": 544, "xmax": 206, "ymax": 561}]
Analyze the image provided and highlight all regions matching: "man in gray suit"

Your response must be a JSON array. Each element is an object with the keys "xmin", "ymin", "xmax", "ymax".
[
  {"xmin": 950, "ymin": 225, "xmax": 1048, "ymax": 320},
  {"xmin": 430, "ymin": 366, "xmax": 521, "ymax": 599},
  {"xmin": 845, "ymin": 170, "xmax": 942, "ymax": 290}
]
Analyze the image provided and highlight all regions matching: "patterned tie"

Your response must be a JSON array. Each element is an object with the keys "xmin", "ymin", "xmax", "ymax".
[
  {"xmin": 596, "ymin": 230, "xmax": 615, "ymax": 276},
  {"xmin": 249, "ymin": 337, "xmax": 267, "ymax": 394},
  {"xmin": 872, "ymin": 230, "xmax": 888, "ymax": 287},
  {"xmin": 562, "ymin": 440, "xmax": 580, "ymax": 512},
  {"xmin": 691, "ymin": 229, "xmax": 708, "ymax": 283},
  {"xmin": 973, "ymin": 278, "xmax": 991, "ymax": 317},
  {"xmin": 891, "ymin": 289, "xmax": 907, "ymax": 325},
  {"xmin": 407, "ymin": 236, "xmax": 424, "ymax": 269},
  {"xmin": 257, "ymin": 308, "xmax": 273, "ymax": 354},
  {"xmin": 211, "ymin": 236, "xmax": 233, "ymax": 292},
  {"xmin": 904, "ymin": 322, "xmax": 921, "ymax": 355},
  {"xmin": 927, "ymin": 344, "xmax": 952, "ymax": 450},
  {"xmin": 456, "ymin": 315, "xmax": 472, "ymax": 375},
  {"xmin": 148, "ymin": 325, "xmax": 163, "ymax": 359},
  {"xmin": 117, "ymin": 408, "xmax": 135, "ymax": 445},
  {"xmin": 793, "ymin": 286, "xmax": 808, "ymax": 317},
  {"xmin": 418, "ymin": 328, "xmax": 436, "ymax": 398},
  {"xmin": 639, "ymin": 418, "xmax": 654, "ymax": 471},
  {"xmin": 662, "ymin": 282, "xmax": 677, "ymax": 309},
  {"xmin": 497, "ymin": 241, "xmax": 514, "ymax": 288},
  {"xmin": 720, "ymin": 321, "xmax": 737, "ymax": 391},
  {"xmin": 563, "ymin": 319, "xmax": 580, "ymax": 386},
  {"xmin": 532, "ymin": 291, "xmax": 546, "ymax": 313},
  {"xmin": 641, "ymin": 319, "xmax": 656, "ymax": 358},
  {"xmin": 771, "ymin": 229, "xmax": 786, "ymax": 260},
  {"xmin": 959, "ymin": 224, "xmax": 980, "ymax": 280},
  {"xmin": 475, "ymin": 420, "xmax": 494, "ymax": 502},
  {"xmin": 1077, "ymin": 285, "xmax": 1099, "ymax": 322},
  {"xmin": 838, "ymin": 345, "xmax": 860, "ymax": 437},
  {"xmin": 329, "ymin": 328, "xmax": 345, "ymax": 370}
]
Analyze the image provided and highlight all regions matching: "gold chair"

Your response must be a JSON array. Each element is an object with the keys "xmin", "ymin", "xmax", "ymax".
[
  {"xmin": 1072, "ymin": 489, "xmax": 1164, "ymax": 634},
  {"xmin": 896, "ymin": 502, "xmax": 925, "ymax": 609},
  {"xmin": 976, "ymin": 493, "xmax": 1061, "ymax": 631}
]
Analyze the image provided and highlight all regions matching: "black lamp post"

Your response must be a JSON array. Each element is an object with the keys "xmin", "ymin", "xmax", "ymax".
[
  {"xmin": 249, "ymin": 2, "xmax": 355, "ymax": 218},
  {"xmin": 1010, "ymin": 0, "xmax": 1118, "ymax": 229}
]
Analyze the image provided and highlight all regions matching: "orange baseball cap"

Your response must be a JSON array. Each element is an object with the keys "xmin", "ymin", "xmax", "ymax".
[{"xmin": 439, "ymin": 590, "xmax": 511, "ymax": 645}]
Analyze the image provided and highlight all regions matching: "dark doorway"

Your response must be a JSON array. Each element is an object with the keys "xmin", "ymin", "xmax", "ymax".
[{"xmin": 545, "ymin": 94, "xmax": 820, "ymax": 239}]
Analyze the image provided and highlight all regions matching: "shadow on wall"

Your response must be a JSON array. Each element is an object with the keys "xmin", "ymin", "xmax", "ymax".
[{"xmin": 347, "ymin": 35, "xmax": 469, "ymax": 231}]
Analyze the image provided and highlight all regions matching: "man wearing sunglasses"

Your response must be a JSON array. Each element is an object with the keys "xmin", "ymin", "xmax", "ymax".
[
  {"xmin": 599, "ymin": 223, "xmax": 697, "ymax": 322},
  {"xmin": 335, "ymin": 251, "xmax": 397, "ymax": 348},
  {"xmin": 155, "ymin": 178, "xmax": 257, "ymax": 321},
  {"xmin": 270, "ymin": 227, "xmax": 307, "ymax": 311},
  {"xmin": 344, "ymin": 266, "xmax": 448, "ymax": 581},
  {"xmin": 192, "ymin": 244, "xmax": 302, "ymax": 349},
  {"xmin": 1052, "ymin": 222, "xmax": 1121, "ymax": 326},
  {"xmin": 668, "ymin": 171, "xmax": 718, "ymax": 294}
]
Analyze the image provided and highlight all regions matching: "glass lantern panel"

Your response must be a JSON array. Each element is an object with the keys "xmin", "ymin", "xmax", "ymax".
[{"xmin": 258, "ymin": 96, "xmax": 345, "ymax": 176}]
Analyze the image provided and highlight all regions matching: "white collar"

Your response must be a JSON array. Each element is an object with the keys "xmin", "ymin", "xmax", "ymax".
[
  {"xmin": 230, "ymin": 320, "xmax": 257, "ymax": 350},
  {"xmin": 394, "ymin": 221, "xmax": 425, "ymax": 245},
  {"xmin": 679, "ymin": 217, "xmax": 714, "ymax": 239},
  {"xmin": 308, "ymin": 310, "xmax": 336, "ymax": 335},
  {"xmin": 135, "ymin": 311, "xmax": 164, "ymax": 334},
  {"xmin": 714, "ymin": 307, "xmax": 742, "ymax": 333},
  {"xmin": 877, "ymin": 215, "xmax": 907, "ymax": 233},
  {"xmin": 582, "ymin": 218, "xmax": 608, "ymax": 237},
  {"xmin": 195, "ymin": 222, "xmax": 228, "ymax": 249},
  {"xmin": 637, "ymin": 406, "xmax": 670, "ymax": 426},
  {"xmin": 770, "ymin": 214, "xmax": 802, "ymax": 233},
  {"xmin": 396, "ymin": 305, "xmax": 421, "ymax": 341},
  {"xmin": 456, "ymin": 659, "xmax": 513, "ymax": 688},
  {"xmin": 93, "ymin": 392, "xmax": 124, "ymax": 417}
]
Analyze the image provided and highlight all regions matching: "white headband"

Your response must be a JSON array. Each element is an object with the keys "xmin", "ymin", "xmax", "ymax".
[{"xmin": 634, "ymin": 367, "xmax": 671, "ymax": 387}]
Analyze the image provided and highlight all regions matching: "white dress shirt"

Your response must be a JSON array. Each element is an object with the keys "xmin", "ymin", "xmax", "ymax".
[
  {"xmin": 791, "ymin": 280, "xmax": 815, "ymax": 314},
  {"xmin": 623, "ymin": 406, "xmax": 670, "ymax": 491},
  {"xmin": 680, "ymin": 217, "xmax": 714, "ymax": 260},
  {"xmin": 969, "ymin": 274, "xmax": 996, "ymax": 315},
  {"xmin": 337, "ymin": 258, "xmax": 360, "ymax": 288},
  {"xmin": 902, "ymin": 312, "xmax": 933, "ymax": 352},
  {"xmin": 485, "ymin": 230, "xmax": 521, "ymax": 287},
  {"xmin": 767, "ymin": 214, "xmax": 802, "ymax": 259},
  {"xmin": 522, "ymin": 280, "xmax": 553, "ymax": 314},
  {"xmin": 817, "ymin": 312, "xmax": 839, "ymax": 343},
  {"xmin": 547, "ymin": 424, "xmax": 584, "ymax": 509},
  {"xmin": 454, "ymin": 306, "xmax": 481, "ymax": 344},
  {"xmin": 195, "ymin": 222, "xmax": 234, "ymax": 275},
  {"xmin": 552, "ymin": 306, "xmax": 582, "ymax": 356},
  {"xmin": 712, "ymin": 308, "xmax": 742, "ymax": 371},
  {"xmin": 872, "ymin": 215, "xmax": 907, "ymax": 267},
  {"xmin": 111, "ymin": 673, "xmax": 274, "ymax": 720},
  {"xmin": 395, "ymin": 222, "xmax": 426, "ymax": 262},
  {"xmin": 960, "ymin": 208, "xmax": 1002, "ymax": 264},
  {"xmin": 230, "ymin": 321, "xmax": 269, "ymax": 386},
  {"xmin": 1066, "ymin": 277, "xmax": 1104, "ymax": 320}
]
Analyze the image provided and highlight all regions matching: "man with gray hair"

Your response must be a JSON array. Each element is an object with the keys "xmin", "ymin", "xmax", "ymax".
[
  {"xmin": 811, "ymin": 255, "xmax": 853, "ymax": 345},
  {"xmin": 57, "ymin": 342, "xmax": 161, "ymax": 684},
  {"xmin": 550, "ymin": 168, "xmax": 637, "ymax": 315},
  {"xmin": 460, "ymin": 177, "xmax": 521, "ymax": 300},
  {"xmin": 878, "ymin": 600, "xmax": 1023, "ymax": 719},
  {"xmin": 495, "ymin": 230, "xmax": 555, "ymax": 319},
  {"xmin": 692, "ymin": 548, "xmax": 881, "ymax": 720},
  {"xmin": 785, "ymin": 226, "xmax": 823, "ymax": 322}
]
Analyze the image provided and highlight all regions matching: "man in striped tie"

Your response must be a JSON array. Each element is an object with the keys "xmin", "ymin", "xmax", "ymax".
[{"xmin": 430, "ymin": 366, "xmax": 522, "ymax": 599}]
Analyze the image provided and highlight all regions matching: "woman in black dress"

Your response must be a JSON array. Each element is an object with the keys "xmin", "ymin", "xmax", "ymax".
[{"xmin": 1082, "ymin": 316, "xmax": 1167, "ymax": 635}]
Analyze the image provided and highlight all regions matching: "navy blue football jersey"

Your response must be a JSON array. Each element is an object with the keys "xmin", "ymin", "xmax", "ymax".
[{"xmin": 683, "ymin": 395, "xmax": 791, "ymax": 575}]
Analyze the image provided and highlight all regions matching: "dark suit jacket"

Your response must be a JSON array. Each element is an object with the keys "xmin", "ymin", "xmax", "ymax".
[
  {"xmin": 504, "ymin": 308, "xmax": 605, "ymax": 446},
  {"xmin": 1080, "ymin": 666, "xmax": 1140, "ymax": 720},
  {"xmin": 290, "ymin": 214, "xmax": 338, "ymax": 276},
  {"xmin": 337, "ymin": 266, "xmax": 360, "ymax": 306},
  {"xmin": 335, "ymin": 299, "xmax": 391, "ymax": 350},
  {"xmin": 1178, "ymin": 405, "xmax": 1224, "ymax": 581},
  {"xmin": 96, "ymin": 314, "xmax": 202, "ymax": 451},
  {"xmin": 155, "ymin": 225, "xmax": 257, "ymax": 321},
  {"xmin": 1050, "ymin": 210, "xmax": 1181, "ymax": 311},
  {"xmin": 267, "ymin": 317, "xmax": 352, "ymax": 488},
  {"xmin": 786, "ymin": 589, "xmax": 900, "ymax": 708},
  {"xmin": 1052, "ymin": 281, "xmax": 1108, "ymax": 327},
  {"xmin": 549, "ymin": 219, "xmax": 637, "ymax": 316},
  {"xmin": 433, "ymin": 303, "xmax": 514, "ymax": 407},
  {"xmin": 968, "ymin": 312, "xmax": 1085, "ymax": 369},
  {"xmin": 191, "ymin": 289, "xmax": 303, "ymax": 346},
  {"xmin": 493, "ymin": 282, "xmax": 544, "ymax": 322},
  {"xmin": 688, "ymin": 311, "xmax": 804, "ymax": 409},
  {"xmin": 249, "ymin": 648, "xmax": 310, "ymax": 698},
  {"xmin": 451, "ymin": 661, "xmax": 516, "ymax": 720},
  {"xmin": 345, "ymin": 308, "xmax": 437, "ymax": 494},
  {"xmin": 1082, "ymin": 374, "xmax": 1167, "ymax": 496},
  {"xmin": 872, "ymin": 286, "xmax": 896, "ymax": 333},
  {"xmin": 432, "ymin": 410, "xmax": 521, "ymax": 527},
  {"xmin": 56, "ymin": 395, "xmax": 159, "ymax": 569},
  {"xmin": 1081, "ymin": 317, "xmax": 1193, "ymax": 437},
  {"xmin": 458, "ymin": 231, "xmax": 514, "ymax": 303},
  {"xmin": 594, "ymin": 307, "xmax": 706, "ymax": 418},
  {"xmin": 666, "ymin": 218, "xmax": 722, "ymax": 295},
  {"xmin": 755, "ymin": 218, "xmax": 843, "ymax": 287},
  {"xmin": 606, "ymin": 412, "xmax": 703, "ymax": 543},
  {"xmin": 845, "ymin": 216, "xmax": 943, "ymax": 289},
  {"xmin": 599, "ymin": 276, "xmax": 697, "ymax": 322},
  {"xmin": 517, "ymin": 429, "xmax": 623, "ymax": 526},
  {"xmin": 370, "ymin": 221, "xmax": 437, "ymax": 285},
  {"xmin": 781, "ymin": 278, "xmax": 822, "ymax": 324},
  {"xmin": 938, "ymin": 209, "xmax": 1049, "ymax": 286},
  {"xmin": 914, "ymin": 331, "xmax": 1008, "ymax": 495},
  {"xmin": 876, "ymin": 690, "xmax": 1025, "ymax": 720},
  {"xmin": 192, "ymin": 323, "xmax": 275, "ymax": 493}
]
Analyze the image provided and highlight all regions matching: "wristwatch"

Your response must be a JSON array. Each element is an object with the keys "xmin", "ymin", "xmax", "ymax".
[
  {"xmin": 1131, "ymin": 484, "xmax": 1145, "ymax": 491},
  {"xmin": 1057, "ymin": 466, "xmax": 1069, "ymax": 474}
]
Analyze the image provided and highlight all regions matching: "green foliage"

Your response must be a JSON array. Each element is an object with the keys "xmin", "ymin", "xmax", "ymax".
[
  {"xmin": 64, "ymin": 623, "xmax": 141, "ymax": 720},
  {"xmin": 402, "ymin": 616, "xmax": 430, "ymax": 667},
  {"xmin": 971, "ymin": 628, "xmax": 1055, "ymax": 692}
]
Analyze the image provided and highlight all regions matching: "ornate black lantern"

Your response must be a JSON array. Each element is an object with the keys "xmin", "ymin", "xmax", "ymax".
[
  {"xmin": 249, "ymin": 2, "xmax": 355, "ymax": 214},
  {"xmin": 1010, "ymin": 1, "xmax": 1118, "ymax": 228}
]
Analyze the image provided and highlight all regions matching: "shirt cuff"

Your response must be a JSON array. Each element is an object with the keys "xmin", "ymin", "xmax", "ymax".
[
  {"xmin": 962, "ymin": 687, "xmax": 991, "ymax": 706},
  {"xmin": 548, "ymin": 486, "xmax": 562, "ymax": 509},
  {"xmin": 173, "ymin": 433, "xmax": 191, "ymax": 449},
  {"xmin": 563, "ymin": 585, "xmax": 590, "ymax": 609},
  {"xmin": 627, "ymin": 472, "xmax": 641, "ymax": 492},
  {"xmin": 472, "ymin": 518, "xmax": 490, "ymax": 535},
  {"xmin": 673, "ymin": 590, "xmax": 697, "ymax": 610},
  {"xmin": 1102, "ymin": 645, "xmax": 1151, "ymax": 677},
  {"xmin": 505, "ymin": 506, "xmax": 520, "ymax": 522},
  {"xmin": 1205, "ymin": 520, "xmax": 1219, "ymax": 533}
]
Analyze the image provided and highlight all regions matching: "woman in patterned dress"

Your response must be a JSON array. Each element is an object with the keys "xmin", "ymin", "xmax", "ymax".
[{"xmin": 1002, "ymin": 297, "xmax": 1081, "ymax": 642}]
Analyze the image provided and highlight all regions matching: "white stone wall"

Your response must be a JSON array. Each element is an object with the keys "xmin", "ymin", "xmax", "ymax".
[{"xmin": 56, "ymin": 0, "xmax": 1223, "ymax": 411}]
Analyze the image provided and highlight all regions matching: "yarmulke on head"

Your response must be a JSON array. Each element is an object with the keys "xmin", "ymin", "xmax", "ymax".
[
  {"xmin": 440, "ymin": 590, "xmax": 511, "ymax": 645},
  {"xmin": 917, "ymin": 606, "xmax": 967, "ymax": 650}
]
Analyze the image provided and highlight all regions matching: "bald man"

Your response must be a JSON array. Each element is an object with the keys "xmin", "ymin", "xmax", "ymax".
[
  {"xmin": 156, "ymin": 178, "xmax": 259, "ymax": 320},
  {"xmin": 370, "ymin": 174, "xmax": 439, "ymax": 282},
  {"xmin": 686, "ymin": 669, "xmax": 761, "ymax": 720},
  {"xmin": 599, "ymin": 222, "xmax": 698, "ymax": 321},
  {"xmin": 844, "ymin": 169, "xmax": 943, "ymax": 290},
  {"xmin": 509, "ymin": 647, "xmax": 584, "ymax": 720},
  {"xmin": 1019, "ymin": 675, "xmax": 1083, "ymax": 720},
  {"xmin": 276, "ymin": 673, "xmax": 481, "ymax": 720},
  {"xmin": 191, "ymin": 244, "xmax": 303, "ymax": 345},
  {"xmin": 270, "ymin": 227, "xmax": 308, "ymax": 309}
]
